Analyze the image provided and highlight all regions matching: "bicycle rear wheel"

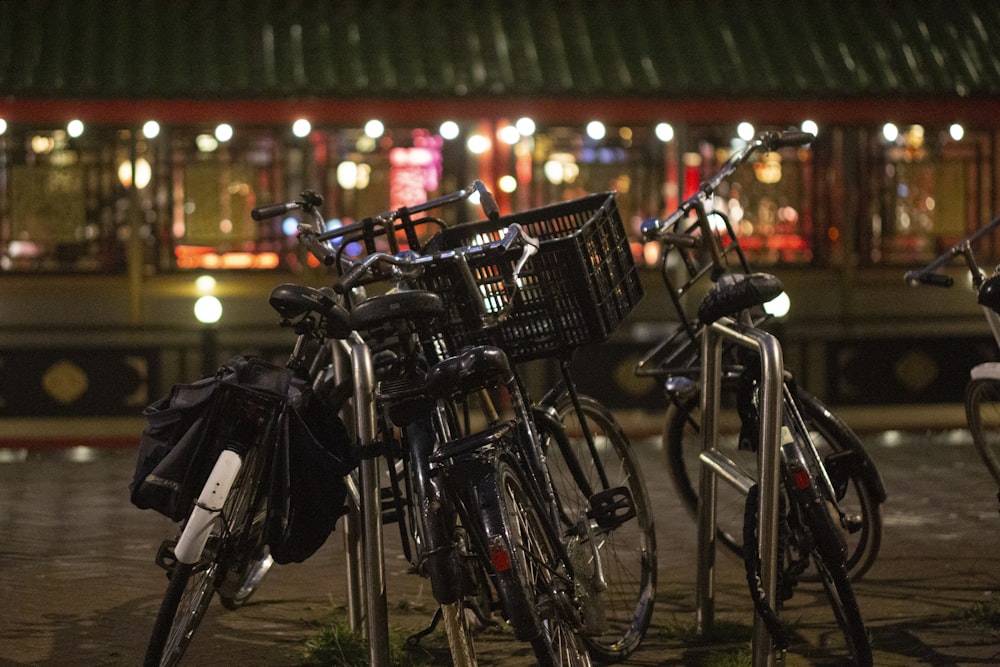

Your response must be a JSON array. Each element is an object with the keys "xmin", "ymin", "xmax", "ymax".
[
  {"xmin": 541, "ymin": 395, "xmax": 656, "ymax": 662},
  {"xmin": 480, "ymin": 453, "xmax": 591, "ymax": 667},
  {"xmin": 790, "ymin": 484, "xmax": 873, "ymax": 666},
  {"xmin": 664, "ymin": 384, "xmax": 883, "ymax": 580},
  {"xmin": 143, "ymin": 444, "xmax": 269, "ymax": 667},
  {"xmin": 965, "ymin": 376, "xmax": 1000, "ymax": 487}
]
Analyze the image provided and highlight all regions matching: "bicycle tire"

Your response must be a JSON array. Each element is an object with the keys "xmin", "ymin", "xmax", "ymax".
[
  {"xmin": 540, "ymin": 394, "xmax": 656, "ymax": 662},
  {"xmin": 480, "ymin": 453, "xmax": 591, "ymax": 667},
  {"xmin": 664, "ymin": 384, "xmax": 883, "ymax": 580},
  {"xmin": 404, "ymin": 418, "xmax": 480, "ymax": 667},
  {"xmin": 143, "ymin": 444, "xmax": 269, "ymax": 667},
  {"xmin": 792, "ymin": 483, "xmax": 873, "ymax": 666},
  {"xmin": 965, "ymin": 376, "xmax": 1000, "ymax": 487}
]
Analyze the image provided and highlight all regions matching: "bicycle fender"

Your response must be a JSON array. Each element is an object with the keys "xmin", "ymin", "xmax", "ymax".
[
  {"xmin": 970, "ymin": 362, "xmax": 1000, "ymax": 382},
  {"xmin": 799, "ymin": 389, "xmax": 888, "ymax": 504},
  {"xmin": 173, "ymin": 449, "xmax": 243, "ymax": 564}
]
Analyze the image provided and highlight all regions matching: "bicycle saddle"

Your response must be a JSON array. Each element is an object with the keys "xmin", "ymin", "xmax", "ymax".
[
  {"xmin": 424, "ymin": 345, "xmax": 512, "ymax": 398},
  {"xmin": 697, "ymin": 272, "xmax": 785, "ymax": 325},
  {"xmin": 349, "ymin": 290, "xmax": 445, "ymax": 331},
  {"xmin": 979, "ymin": 274, "xmax": 1000, "ymax": 314},
  {"xmin": 269, "ymin": 283, "xmax": 352, "ymax": 338}
]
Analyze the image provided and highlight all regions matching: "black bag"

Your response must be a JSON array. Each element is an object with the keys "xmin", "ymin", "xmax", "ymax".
[
  {"xmin": 129, "ymin": 355, "xmax": 292, "ymax": 521},
  {"xmin": 265, "ymin": 382, "xmax": 357, "ymax": 564}
]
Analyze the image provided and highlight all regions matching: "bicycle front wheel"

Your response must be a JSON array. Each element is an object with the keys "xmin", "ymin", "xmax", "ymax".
[
  {"xmin": 143, "ymin": 444, "xmax": 269, "ymax": 667},
  {"xmin": 541, "ymin": 395, "xmax": 656, "ymax": 662},
  {"xmin": 664, "ymin": 385, "xmax": 883, "ymax": 580},
  {"xmin": 965, "ymin": 376, "xmax": 1000, "ymax": 487}
]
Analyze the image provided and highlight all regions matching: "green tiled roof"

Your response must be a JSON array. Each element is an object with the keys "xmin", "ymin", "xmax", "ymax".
[{"xmin": 2, "ymin": 0, "xmax": 998, "ymax": 101}]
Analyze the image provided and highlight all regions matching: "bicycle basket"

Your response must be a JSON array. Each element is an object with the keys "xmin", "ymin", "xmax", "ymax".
[{"xmin": 418, "ymin": 192, "xmax": 643, "ymax": 363}]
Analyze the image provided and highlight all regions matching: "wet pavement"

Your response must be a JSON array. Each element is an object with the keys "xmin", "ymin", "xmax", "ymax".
[{"xmin": 2, "ymin": 422, "xmax": 1000, "ymax": 665}]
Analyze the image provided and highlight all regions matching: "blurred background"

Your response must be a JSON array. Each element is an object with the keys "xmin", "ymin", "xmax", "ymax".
[{"xmin": 1, "ymin": 0, "xmax": 998, "ymax": 447}]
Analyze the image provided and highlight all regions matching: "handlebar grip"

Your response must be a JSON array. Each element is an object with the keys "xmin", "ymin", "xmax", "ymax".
[
  {"xmin": 760, "ymin": 130, "xmax": 815, "ymax": 152},
  {"xmin": 252, "ymin": 202, "xmax": 297, "ymax": 221},
  {"xmin": 773, "ymin": 130, "xmax": 815, "ymax": 148},
  {"xmin": 474, "ymin": 180, "xmax": 501, "ymax": 222},
  {"xmin": 904, "ymin": 270, "xmax": 953, "ymax": 288}
]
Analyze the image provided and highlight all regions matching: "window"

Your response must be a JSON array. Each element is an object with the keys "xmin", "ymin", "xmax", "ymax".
[
  {"xmin": 1, "ymin": 126, "xmax": 134, "ymax": 272},
  {"xmin": 866, "ymin": 123, "xmax": 987, "ymax": 265}
]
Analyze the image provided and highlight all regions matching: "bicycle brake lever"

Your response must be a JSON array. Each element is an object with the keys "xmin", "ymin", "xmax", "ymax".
[{"xmin": 511, "ymin": 238, "xmax": 539, "ymax": 278}]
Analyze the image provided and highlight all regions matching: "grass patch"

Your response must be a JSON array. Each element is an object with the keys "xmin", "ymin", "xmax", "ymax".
[
  {"xmin": 964, "ymin": 598, "xmax": 1000, "ymax": 632},
  {"xmin": 656, "ymin": 614, "xmax": 754, "ymax": 666},
  {"xmin": 704, "ymin": 644, "xmax": 752, "ymax": 667},
  {"xmin": 658, "ymin": 614, "xmax": 754, "ymax": 645},
  {"xmin": 297, "ymin": 617, "xmax": 438, "ymax": 667}
]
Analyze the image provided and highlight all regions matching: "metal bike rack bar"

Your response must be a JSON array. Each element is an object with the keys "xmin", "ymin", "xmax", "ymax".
[
  {"xmin": 350, "ymin": 334, "xmax": 392, "ymax": 667},
  {"xmin": 333, "ymin": 340, "xmax": 365, "ymax": 634},
  {"xmin": 697, "ymin": 317, "xmax": 784, "ymax": 667}
]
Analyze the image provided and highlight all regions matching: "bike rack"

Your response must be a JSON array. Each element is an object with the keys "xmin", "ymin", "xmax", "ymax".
[
  {"xmin": 697, "ymin": 317, "xmax": 784, "ymax": 667},
  {"xmin": 350, "ymin": 334, "xmax": 392, "ymax": 667},
  {"xmin": 333, "ymin": 339, "xmax": 365, "ymax": 635}
]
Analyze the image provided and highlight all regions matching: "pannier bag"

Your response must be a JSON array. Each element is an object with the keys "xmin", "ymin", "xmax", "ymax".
[
  {"xmin": 129, "ymin": 355, "xmax": 356, "ymax": 563},
  {"xmin": 129, "ymin": 355, "xmax": 289, "ymax": 521},
  {"xmin": 267, "ymin": 382, "xmax": 356, "ymax": 564}
]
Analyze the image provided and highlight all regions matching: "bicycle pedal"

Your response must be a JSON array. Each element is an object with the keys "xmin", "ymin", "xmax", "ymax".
[
  {"xmin": 154, "ymin": 539, "xmax": 179, "ymax": 575},
  {"xmin": 588, "ymin": 486, "xmax": 636, "ymax": 531},
  {"xmin": 842, "ymin": 512, "xmax": 864, "ymax": 534}
]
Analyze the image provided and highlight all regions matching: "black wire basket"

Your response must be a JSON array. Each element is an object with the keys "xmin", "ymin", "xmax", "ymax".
[{"xmin": 417, "ymin": 192, "xmax": 643, "ymax": 363}]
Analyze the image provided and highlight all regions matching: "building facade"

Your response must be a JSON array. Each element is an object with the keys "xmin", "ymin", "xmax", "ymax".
[{"xmin": 1, "ymin": 0, "xmax": 1000, "ymax": 434}]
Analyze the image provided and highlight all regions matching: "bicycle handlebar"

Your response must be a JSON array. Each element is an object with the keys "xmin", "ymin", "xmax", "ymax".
[
  {"xmin": 252, "ymin": 180, "xmax": 537, "ymax": 327},
  {"xmin": 904, "ymin": 215, "xmax": 1000, "ymax": 289},
  {"xmin": 641, "ymin": 128, "xmax": 815, "ymax": 243},
  {"xmin": 252, "ymin": 180, "xmax": 498, "ymax": 268},
  {"xmin": 903, "ymin": 270, "xmax": 954, "ymax": 288},
  {"xmin": 332, "ymin": 223, "xmax": 540, "ymax": 327},
  {"xmin": 332, "ymin": 223, "xmax": 538, "ymax": 291}
]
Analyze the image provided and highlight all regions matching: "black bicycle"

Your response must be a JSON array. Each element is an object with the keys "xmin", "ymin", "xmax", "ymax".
[
  {"xmin": 637, "ymin": 129, "xmax": 877, "ymax": 664},
  {"xmin": 258, "ymin": 183, "xmax": 655, "ymax": 665},
  {"xmin": 141, "ymin": 290, "xmax": 356, "ymax": 667}
]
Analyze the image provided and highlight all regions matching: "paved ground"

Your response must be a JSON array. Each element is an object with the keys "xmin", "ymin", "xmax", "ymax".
[{"xmin": 2, "ymin": 421, "xmax": 1000, "ymax": 666}]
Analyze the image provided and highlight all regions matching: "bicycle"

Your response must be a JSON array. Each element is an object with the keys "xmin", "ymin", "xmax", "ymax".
[
  {"xmin": 638, "ymin": 128, "xmax": 876, "ymax": 664},
  {"xmin": 141, "ymin": 288, "xmax": 356, "ymax": 666},
  {"xmin": 261, "ymin": 183, "xmax": 655, "ymax": 665},
  {"xmin": 905, "ymin": 215, "xmax": 1000, "ymax": 497}
]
